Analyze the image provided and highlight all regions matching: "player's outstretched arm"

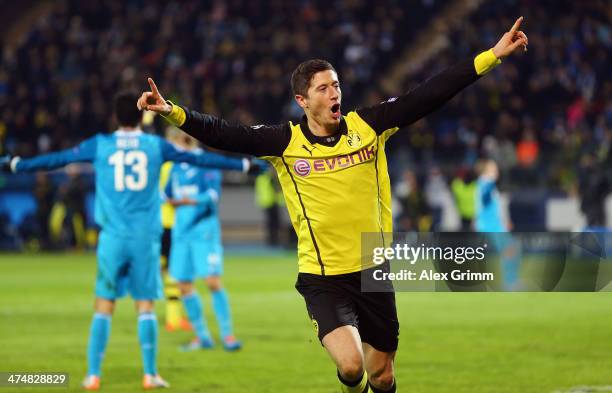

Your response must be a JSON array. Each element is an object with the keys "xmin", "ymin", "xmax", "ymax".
[
  {"xmin": 160, "ymin": 139, "xmax": 249, "ymax": 172},
  {"xmin": 137, "ymin": 78, "xmax": 290, "ymax": 158},
  {"xmin": 357, "ymin": 17, "xmax": 528, "ymax": 135},
  {"xmin": 3, "ymin": 137, "xmax": 97, "ymax": 173}
]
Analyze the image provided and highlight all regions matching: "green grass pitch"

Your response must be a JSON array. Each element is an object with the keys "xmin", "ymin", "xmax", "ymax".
[{"xmin": 1, "ymin": 252, "xmax": 611, "ymax": 393}]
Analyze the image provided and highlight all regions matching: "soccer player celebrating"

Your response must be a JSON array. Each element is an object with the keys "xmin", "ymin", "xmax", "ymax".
[
  {"xmin": 138, "ymin": 18, "xmax": 528, "ymax": 393},
  {"xmin": 163, "ymin": 132, "xmax": 243, "ymax": 351},
  {"xmin": 2, "ymin": 91, "xmax": 254, "ymax": 390}
]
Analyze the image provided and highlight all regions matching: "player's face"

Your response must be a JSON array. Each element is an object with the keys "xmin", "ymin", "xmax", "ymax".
[
  {"xmin": 484, "ymin": 161, "xmax": 499, "ymax": 180},
  {"xmin": 299, "ymin": 70, "xmax": 342, "ymax": 129}
]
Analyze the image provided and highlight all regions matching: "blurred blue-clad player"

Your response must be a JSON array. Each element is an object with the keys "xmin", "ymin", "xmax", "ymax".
[
  {"xmin": 475, "ymin": 159, "xmax": 522, "ymax": 290},
  {"xmin": 163, "ymin": 132, "xmax": 242, "ymax": 351},
  {"xmin": 2, "ymin": 91, "xmax": 251, "ymax": 390}
]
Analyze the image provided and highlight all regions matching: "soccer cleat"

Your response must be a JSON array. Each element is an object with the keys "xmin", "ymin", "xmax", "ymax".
[
  {"xmin": 165, "ymin": 318, "xmax": 192, "ymax": 332},
  {"xmin": 179, "ymin": 318, "xmax": 192, "ymax": 331},
  {"xmin": 222, "ymin": 335, "xmax": 242, "ymax": 351},
  {"xmin": 142, "ymin": 374, "xmax": 170, "ymax": 389},
  {"xmin": 81, "ymin": 375, "xmax": 100, "ymax": 391},
  {"xmin": 179, "ymin": 337, "xmax": 215, "ymax": 352}
]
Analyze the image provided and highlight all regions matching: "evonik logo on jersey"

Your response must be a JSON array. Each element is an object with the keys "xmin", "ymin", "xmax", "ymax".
[{"xmin": 293, "ymin": 146, "xmax": 376, "ymax": 177}]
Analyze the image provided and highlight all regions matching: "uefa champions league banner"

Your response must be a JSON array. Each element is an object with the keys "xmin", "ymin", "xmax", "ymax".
[{"xmin": 360, "ymin": 232, "xmax": 612, "ymax": 292}]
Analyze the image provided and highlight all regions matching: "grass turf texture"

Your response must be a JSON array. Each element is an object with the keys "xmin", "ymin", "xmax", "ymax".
[{"xmin": 1, "ymin": 252, "xmax": 611, "ymax": 393}]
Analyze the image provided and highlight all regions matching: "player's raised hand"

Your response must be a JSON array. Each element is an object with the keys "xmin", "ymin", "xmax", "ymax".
[
  {"xmin": 492, "ymin": 16, "xmax": 528, "ymax": 59},
  {"xmin": 137, "ymin": 78, "xmax": 172, "ymax": 115}
]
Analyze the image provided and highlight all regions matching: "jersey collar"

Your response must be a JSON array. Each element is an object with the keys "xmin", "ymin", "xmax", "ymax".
[
  {"xmin": 115, "ymin": 129, "xmax": 143, "ymax": 136},
  {"xmin": 299, "ymin": 115, "xmax": 348, "ymax": 147}
]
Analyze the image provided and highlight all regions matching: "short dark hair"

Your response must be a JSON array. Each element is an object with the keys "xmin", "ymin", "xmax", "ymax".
[
  {"xmin": 291, "ymin": 59, "xmax": 336, "ymax": 97},
  {"xmin": 114, "ymin": 90, "xmax": 142, "ymax": 127}
]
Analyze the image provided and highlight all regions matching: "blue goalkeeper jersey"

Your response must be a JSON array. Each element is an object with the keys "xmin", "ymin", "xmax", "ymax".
[
  {"xmin": 164, "ymin": 148, "xmax": 222, "ymax": 242},
  {"xmin": 15, "ymin": 130, "xmax": 244, "ymax": 238},
  {"xmin": 475, "ymin": 177, "xmax": 505, "ymax": 232}
]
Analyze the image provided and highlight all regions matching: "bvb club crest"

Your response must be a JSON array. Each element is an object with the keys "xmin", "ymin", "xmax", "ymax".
[{"xmin": 347, "ymin": 132, "xmax": 362, "ymax": 148}]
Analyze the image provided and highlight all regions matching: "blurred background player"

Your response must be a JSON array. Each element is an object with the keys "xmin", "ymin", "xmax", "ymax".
[
  {"xmin": 163, "ymin": 132, "xmax": 243, "ymax": 352},
  {"xmin": 451, "ymin": 167, "xmax": 478, "ymax": 231},
  {"xmin": 475, "ymin": 159, "xmax": 522, "ymax": 290},
  {"xmin": 49, "ymin": 163, "xmax": 87, "ymax": 250},
  {"xmin": 255, "ymin": 166, "xmax": 285, "ymax": 247},
  {"xmin": 159, "ymin": 126, "xmax": 189, "ymax": 332},
  {"xmin": 1, "ymin": 91, "xmax": 253, "ymax": 390}
]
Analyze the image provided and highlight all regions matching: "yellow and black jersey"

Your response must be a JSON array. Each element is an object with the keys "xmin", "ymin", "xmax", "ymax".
[{"xmin": 164, "ymin": 50, "xmax": 501, "ymax": 276}]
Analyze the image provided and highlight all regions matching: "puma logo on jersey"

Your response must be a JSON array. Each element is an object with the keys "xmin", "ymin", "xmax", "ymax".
[{"xmin": 301, "ymin": 144, "xmax": 314, "ymax": 156}]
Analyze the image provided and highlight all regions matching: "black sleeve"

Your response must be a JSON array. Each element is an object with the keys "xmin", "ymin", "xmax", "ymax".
[
  {"xmin": 179, "ymin": 107, "xmax": 291, "ymax": 157},
  {"xmin": 357, "ymin": 58, "xmax": 480, "ymax": 134}
]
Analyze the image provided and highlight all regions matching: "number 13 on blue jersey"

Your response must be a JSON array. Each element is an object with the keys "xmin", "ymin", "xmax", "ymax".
[{"xmin": 108, "ymin": 150, "xmax": 148, "ymax": 191}]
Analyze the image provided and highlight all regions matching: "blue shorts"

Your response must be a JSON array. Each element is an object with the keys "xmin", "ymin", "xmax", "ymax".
[
  {"xmin": 169, "ymin": 239, "xmax": 223, "ymax": 282},
  {"xmin": 95, "ymin": 231, "xmax": 163, "ymax": 301}
]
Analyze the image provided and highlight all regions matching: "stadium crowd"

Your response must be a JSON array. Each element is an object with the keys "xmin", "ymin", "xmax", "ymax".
[
  {"xmin": 0, "ymin": 0, "xmax": 610, "ymax": 242},
  {"xmin": 385, "ymin": 0, "xmax": 611, "ymax": 193},
  {"xmin": 0, "ymin": 0, "xmax": 436, "ymax": 156}
]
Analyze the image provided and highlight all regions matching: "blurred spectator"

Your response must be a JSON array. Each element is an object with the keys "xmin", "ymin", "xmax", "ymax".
[
  {"xmin": 451, "ymin": 167, "xmax": 477, "ymax": 231},
  {"xmin": 255, "ymin": 167, "xmax": 285, "ymax": 247},
  {"xmin": 515, "ymin": 128, "xmax": 539, "ymax": 168},
  {"xmin": 50, "ymin": 165, "xmax": 87, "ymax": 249},
  {"xmin": 578, "ymin": 153, "xmax": 610, "ymax": 228},
  {"xmin": 394, "ymin": 169, "xmax": 431, "ymax": 232},
  {"xmin": 424, "ymin": 166, "xmax": 450, "ymax": 231},
  {"xmin": 33, "ymin": 172, "xmax": 55, "ymax": 249}
]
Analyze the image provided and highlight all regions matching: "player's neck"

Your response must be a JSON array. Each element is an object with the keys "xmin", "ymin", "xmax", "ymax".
[
  {"xmin": 118, "ymin": 125, "xmax": 141, "ymax": 132},
  {"xmin": 306, "ymin": 116, "xmax": 337, "ymax": 137}
]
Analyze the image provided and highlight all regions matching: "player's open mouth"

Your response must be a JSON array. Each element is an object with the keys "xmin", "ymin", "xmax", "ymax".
[{"xmin": 331, "ymin": 103, "xmax": 341, "ymax": 119}]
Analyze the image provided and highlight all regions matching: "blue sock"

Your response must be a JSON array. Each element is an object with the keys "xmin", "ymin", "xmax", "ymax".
[
  {"xmin": 211, "ymin": 288, "xmax": 233, "ymax": 339},
  {"xmin": 137, "ymin": 312, "xmax": 158, "ymax": 376},
  {"xmin": 182, "ymin": 292, "xmax": 211, "ymax": 342},
  {"xmin": 87, "ymin": 313, "xmax": 111, "ymax": 377}
]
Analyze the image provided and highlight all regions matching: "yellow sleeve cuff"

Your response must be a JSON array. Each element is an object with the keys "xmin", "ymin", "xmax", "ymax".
[
  {"xmin": 474, "ymin": 49, "xmax": 501, "ymax": 76},
  {"xmin": 161, "ymin": 101, "xmax": 186, "ymax": 127}
]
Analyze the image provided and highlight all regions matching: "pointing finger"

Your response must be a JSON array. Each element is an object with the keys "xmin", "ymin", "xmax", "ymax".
[
  {"xmin": 148, "ymin": 78, "xmax": 160, "ymax": 97},
  {"xmin": 509, "ymin": 16, "xmax": 523, "ymax": 33}
]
